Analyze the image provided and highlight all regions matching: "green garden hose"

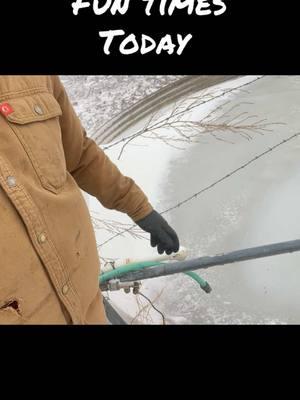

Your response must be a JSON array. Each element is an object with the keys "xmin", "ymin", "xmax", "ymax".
[
  {"xmin": 99, "ymin": 261, "xmax": 211, "ymax": 293},
  {"xmin": 184, "ymin": 271, "xmax": 211, "ymax": 293}
]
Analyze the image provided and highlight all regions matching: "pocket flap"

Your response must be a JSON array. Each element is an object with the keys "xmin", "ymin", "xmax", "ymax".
[{"xmin": 2, "ymin": 92, "xmax": 62, "ymax": 125}]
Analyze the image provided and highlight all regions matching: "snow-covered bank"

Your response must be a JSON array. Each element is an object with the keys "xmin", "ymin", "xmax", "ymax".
[{"xmin": 61, "ymin": 75, "xmax": 183, "ymax": 139}]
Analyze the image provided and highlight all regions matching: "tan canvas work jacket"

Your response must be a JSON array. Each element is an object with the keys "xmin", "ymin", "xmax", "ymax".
[{"xmin": 0, "ymin": 76, "xmax": 153, "ymax": 324}]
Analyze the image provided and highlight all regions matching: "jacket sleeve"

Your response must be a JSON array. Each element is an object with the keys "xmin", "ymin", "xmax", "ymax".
[{"xmin": 49, "ymin": 76, "xmax": 153, "ymax": 222}]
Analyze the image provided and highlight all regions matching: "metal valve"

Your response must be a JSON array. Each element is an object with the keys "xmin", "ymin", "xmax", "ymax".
[{"xmin": 100, "ymin": 279, "xmax": 141, "ymax": 293}]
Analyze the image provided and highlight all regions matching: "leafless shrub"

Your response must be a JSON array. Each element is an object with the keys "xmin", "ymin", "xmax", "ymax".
[
  {"xmin": 115, "ymin": 89, "xmax": 285, "ymax": 160},
  {"xmin": 130, "ymin": 289, "xmax": 165, "ymax": 325},
  {"xmin": 90, "ymin": 211, "xmax": 148, "ymax": 249}
]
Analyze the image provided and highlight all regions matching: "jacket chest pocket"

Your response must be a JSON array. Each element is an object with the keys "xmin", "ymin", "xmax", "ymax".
[{"xmin": 5, "ymin": 92, "xmax": 67, "ymax": 194}]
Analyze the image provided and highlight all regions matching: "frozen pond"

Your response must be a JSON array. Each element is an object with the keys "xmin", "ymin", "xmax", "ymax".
[{"xmin": 89, "ymin": 76, "xmax": 300, "ymax": 324}]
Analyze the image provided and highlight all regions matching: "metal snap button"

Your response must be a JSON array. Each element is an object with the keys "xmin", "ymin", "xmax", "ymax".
[
  {"xmin": 34, "ymin": 105, "xmax": 44, "ymax": 115},
  {"xmin": 62, "ymin": 285, "xmax": 69, "ymax": 295},
  {"xmin": 7, "ymin": 176, "xmax": 16, "ymax": 188},
  {"xmin": 38, "ymin": 233, "xmax": 47, "ymax": 244}
]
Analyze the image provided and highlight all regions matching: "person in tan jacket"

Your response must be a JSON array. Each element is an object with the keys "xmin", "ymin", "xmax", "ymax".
[{"xmin": 0, "ymin": 76, "xmax": 179, "ymax": 325}]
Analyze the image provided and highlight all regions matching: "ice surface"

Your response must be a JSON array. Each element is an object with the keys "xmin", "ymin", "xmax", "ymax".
[{"xmin": 63, "ymin": 75, "xmax": 300, "ymax": 324}]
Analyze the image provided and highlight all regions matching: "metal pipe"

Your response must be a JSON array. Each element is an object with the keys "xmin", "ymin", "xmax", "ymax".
[{"xmin": 118, "ymin": 239, "xmax": 300, "ymax": 282}]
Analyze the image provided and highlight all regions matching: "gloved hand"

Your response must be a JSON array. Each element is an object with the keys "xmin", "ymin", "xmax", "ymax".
[{"xmin": 136, "ymin": 210, "xmax": 180, "ymax": 255}]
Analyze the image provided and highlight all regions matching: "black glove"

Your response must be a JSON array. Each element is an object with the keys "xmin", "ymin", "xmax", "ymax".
[{"xmin": 136, "ymin": 210, "xmax": 180, "ymax": 255}]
